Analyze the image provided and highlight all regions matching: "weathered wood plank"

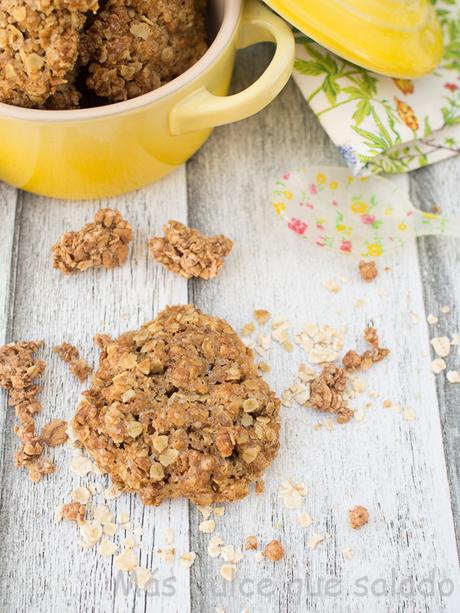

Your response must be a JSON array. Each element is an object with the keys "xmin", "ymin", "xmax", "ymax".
[
  {"xmin": 0, "ymin": 169, "xmax": 190, "ymax": 613},
  {"xmin": 187, "ymin": 45, "xmax": 460, "ymax": 613},
  {"xmin": 411, "ymin": 158, "xmax": 460, "ymax": 552},
  {"xmin": 0, "ymin": 183, "xmax": 19, "ymax": 343}
]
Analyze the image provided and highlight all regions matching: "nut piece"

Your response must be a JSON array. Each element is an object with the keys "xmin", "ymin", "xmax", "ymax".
[
  {"xmin": 73, "ymin": 305, "xmax": 281, "ymax": 507},
  {"xmin": 358, "ymin": 261, "xmax": 378, "ymax": 282},
  {"xmin": 52, "ymin": 209, "xmax": 132, "ymax": 275},
  {"xmin": 348, "ymin": 505, "xmax": 369, "ymax": 529},
  {"xmin": 149, "ymin": 221, "xmax": 233, "ymax": 280},
  {"xmin": 263, "ymin": 540, "xmax": 284, "ymax": 561}
]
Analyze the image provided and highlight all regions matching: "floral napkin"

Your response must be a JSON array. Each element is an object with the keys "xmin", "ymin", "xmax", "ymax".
[{"xmin": 292, "ymin": 0, "xmax": 460, "ymax": 175}]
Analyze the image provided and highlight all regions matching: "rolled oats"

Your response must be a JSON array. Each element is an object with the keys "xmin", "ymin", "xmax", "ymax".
[
  {"xmin": 199, "ymin": 519, "xmax": 216, "ymax": 534},
  {"xmin": 114, "ymin": 548, "xmax": 138, "ymax": 571},
  {"xmin": 447, "ymin": 370, "xmax": 460, "ymax": 384},
  {"xmin": 53, "ymin": 343, "xmax": 92, "ymax": 382},
  {"xmin": 99, "ymin": 539, "xmax": 118, "ymax": 556},
  {"xmin": 132, "ymin": 567, "xmax": 153, "ymax": 589},
  {"xmin": 298, "ymin": 513, "xmax": 313, "ymax": 528},
  {"xmin": 52, "ymin": 209, "xmax": 132, "ymax": 274},
  {"xmin": 430, "ymin": 336, "xmax": 451, "ymax": 358},
  {"xmin": 180, "ymin": 552, "xmax": 197, "ymax": 568},
  {"xmin": 149, "ymin": 221, "xmax": 233, "ymax": 280}
]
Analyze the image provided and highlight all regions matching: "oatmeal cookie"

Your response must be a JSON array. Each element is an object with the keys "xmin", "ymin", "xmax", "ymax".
[
  {"xmin": 0, "ymin": 0, "xmax": 95, "ymax": 108},
  {"xmin": 80, "ymin": 0, "xmax": 208, "ymax": 102},
  {"xmin": 73, "ymin": 305, "xmax": 281, "ymax": 506},
  {"xmin": 149, "ymin": 220, "xmax": 233, "ymax": 280}
]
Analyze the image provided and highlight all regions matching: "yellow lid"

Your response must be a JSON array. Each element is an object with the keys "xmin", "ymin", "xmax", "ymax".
[{"xmin": 264, "ymin": 0, "xmax": 444, "ymax": 77}]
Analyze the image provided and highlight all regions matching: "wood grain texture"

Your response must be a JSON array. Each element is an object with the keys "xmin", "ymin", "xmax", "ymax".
[
  {"xmin": 0, "ymin": 169, "xmax": 191, "ymax": 613},
  {"xmin": 0, "ymin": 184, "xmax": 19, "ymax": 344},
  {"xmin": 410, "ymin": 158, "xmax": 460, "ymax": 552},
  {"xmin": 187, "ymin": 45, "xmax": 460, "ymax": 613}
]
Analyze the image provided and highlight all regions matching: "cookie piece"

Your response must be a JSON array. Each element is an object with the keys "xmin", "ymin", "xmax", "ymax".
[
  {"xmin": 52, "ymin": 208, "xmax": 133, "ymax": 274},
  {"xmin": 149, "ymin": 220, "xmax": 233, "ymax": 280},
  {"xmin": 73, "ymin": 305, "xmax": 280, "ymax": 506},
  {"xmin": 80, "ymin": 0, "xmax": 208, "ymax": 102},
  {"xmin": 0, "ymin": 0, "xmax": 96, "ymax": 108}
]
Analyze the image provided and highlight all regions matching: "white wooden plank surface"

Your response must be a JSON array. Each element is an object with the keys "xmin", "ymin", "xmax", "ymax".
[
  {"xmin": 0, "ymin": 168, "xmax": 191, "ymax": 613},
  {"xmin": 186, "ymin": 47, "xmax": 460, "ymax": 612},
  {"xmin": 411, "ymin": 158, "xmax": 460, "ymax": 549}
]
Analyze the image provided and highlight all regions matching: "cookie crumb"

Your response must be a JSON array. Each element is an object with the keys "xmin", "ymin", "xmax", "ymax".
[
  {"xmin": 298, "ymin": 513, "xmax": 313, "ymax": 528},
  {"xmin": 245, "ymin": 536, "xmax": 258, "ymax": 550},
  {"xmin": 358, "ymin": 260, "xmax": 378, "ymax": 282},
  {"xmin": 427, "ymin": 313, "xmax": 439, "ymax": 325},
  {"xmin": 431, "ymin": 358, "xmax": 447, "ymax": 374},
  {"xmin": 52, "ymin": 209, "xmax": 132, "ymax": 274},
  {"xmin": 348, "ymin": 505, "xmax": 369, "ymax": 529},
  {"xmin": 343, "ymin": 548, "xmax": 354, "ymax": 559},
  {"xmin": 263, "ymin": 540, "xmax": 284, "ymax": 561},
  {"xmin": 62, "ymin": 501, "xmax": 86, "ymax": 523},
  {"xmin": 149, "ymin": 220, "xmax": 233, "ymax": 280}
]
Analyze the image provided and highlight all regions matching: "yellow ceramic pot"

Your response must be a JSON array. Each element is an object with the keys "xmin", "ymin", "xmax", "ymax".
[{"xmin": 0, "ymin": 0, "xmax": 294, "ymax": 200}]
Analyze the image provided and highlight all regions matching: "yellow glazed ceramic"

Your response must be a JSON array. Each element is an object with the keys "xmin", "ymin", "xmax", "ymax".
[
  {"xmin": 264, "ymin": 0, "xmax": 443, "ymax": 77},
  {"xmin": 0, "ymin": 0, "xmax": 294, "ymax": 200}
]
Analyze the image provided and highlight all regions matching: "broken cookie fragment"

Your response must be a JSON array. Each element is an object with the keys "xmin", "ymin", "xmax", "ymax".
[
  {"xmin": 307, "ymin": 326, "xmax": 389, "ymax": 423},
  {"xmin": 348, "ymin": 505, "xmax": 369, "ymax": 529},
  {"xmin": 53, "ymin": 342, "xmax": 92, "ymax": 381},
  {"xmin": 52, "ymin": 208, "xmax": 132, "ymax": 274},
  {"xmin": 73, "ymin": 305, "xmax": 280, "ymax": 506},
  {"xmin": 358, "ymin": 260, "xmax": 378, "ymax": 282},
  {"xmin": 263, "ymin": 539, "xmax": 284, "ymax": 561},
  {"xmin": 149, "ymin": 220, "xmax": 233, "ymax": 280}
]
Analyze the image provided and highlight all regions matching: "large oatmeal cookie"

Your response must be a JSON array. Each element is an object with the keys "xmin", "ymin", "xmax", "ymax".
[
  {"xmin": 80, "ymin": 0, "xmax": 208, "ymax": 102},
  {"xmin": 73, "ymin": 305, "xmax": 280, "ymax": 506}
]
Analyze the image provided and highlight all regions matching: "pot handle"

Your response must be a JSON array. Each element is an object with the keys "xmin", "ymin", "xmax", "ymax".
[{"xmin": 169, "ymin": 0, "xmax": 294, "ymax": 135}]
